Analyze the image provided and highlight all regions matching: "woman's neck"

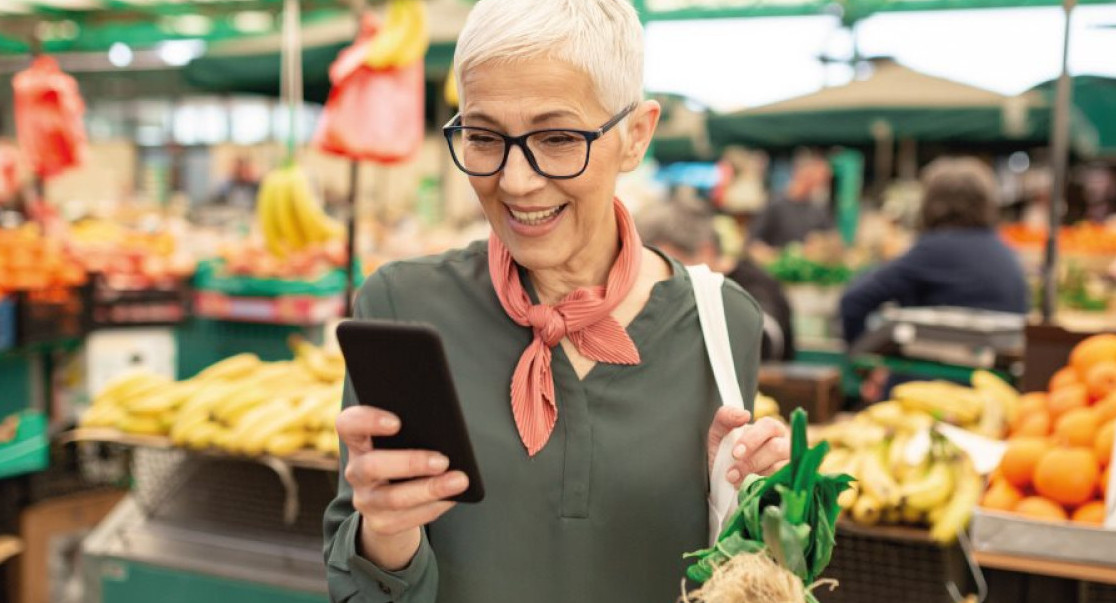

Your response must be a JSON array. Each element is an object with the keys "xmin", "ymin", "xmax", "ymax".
[{"xmin": 529, "ymin": 232, "xmax": 621, "ymax": 305}]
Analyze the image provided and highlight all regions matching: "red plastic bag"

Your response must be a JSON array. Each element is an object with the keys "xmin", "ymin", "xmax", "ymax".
[
  {"xmin": 0, "ymin": 145, "xmax": 20, "ymax": 203},
  {"xmin": 12, "ymin": 56, "xmax": 88, "ymax": 179},
  {"xmin": 314, "ymin": 15, "xmax": 425, "ymax": 164}
]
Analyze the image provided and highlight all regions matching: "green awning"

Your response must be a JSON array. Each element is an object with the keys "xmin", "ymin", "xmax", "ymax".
[
  {"xmin": 1031, "ymin": 76, "xmax": 1116, "ymax": 158},
  {"xmin": 634, "ymin": 0, "xmax": 1112, "ymax": 23}
]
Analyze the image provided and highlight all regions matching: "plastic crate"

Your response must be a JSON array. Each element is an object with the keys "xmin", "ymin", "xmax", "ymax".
[
  {"xmin": 89, "ymin": 273, "xmax": 191, "ymax": 328},
  {"xmin": 14, "ymin": 284, "xmax": 91, "ymax": 346},
  {"xmin": 192, "ymin": 290, "xmax": 344, "ymax": 325},
  {"xmin": 175, "ymin": 318, "xmax": 322, "ymax": 379},
  {"xmin": 818, "ymin": 521, "xmax": 974, "ymax": 603},
  {"xmin": 0, "ymin": 410, "xmax": 49, "ymax": 480}
]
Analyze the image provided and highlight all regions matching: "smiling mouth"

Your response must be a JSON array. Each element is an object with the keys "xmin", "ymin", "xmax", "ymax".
[{"xmin": 507, "ymin": 203, "xmax": 569, "ymax": 226}]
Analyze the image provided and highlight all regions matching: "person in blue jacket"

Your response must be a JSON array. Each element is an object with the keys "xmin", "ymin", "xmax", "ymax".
[{"xmin": 840, "ymin": 157, "xmax": 1029, "ymax": 398}]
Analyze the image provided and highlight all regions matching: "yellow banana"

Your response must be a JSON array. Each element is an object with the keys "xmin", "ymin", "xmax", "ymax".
[
  {"xmin": 274, "ymin": 167, "xmax": 308, "ymax": 250},
  {"xmin": 81, "ymin": 404, "xmax": 125, "ymax": 428},
  {"xmin": 286, "ymin": 167, "xmax": 342, "ymax": 245},
  {"xmin": 898, "ymin": 460, "xmax": 955, "ymax": 511},
  {"xmin": 94, "ymin": 371, "xmax": 167, "ymax": 407},
  {"xmin": 901, "ymin": 504, "xmax": 925, "ymax": 525},
  {"xmin": 116, "ymin": 414, "xmax": 167, "ymax": 436},
  {"xmin": 264, "ymin": 430, "xmax": 310, "ymax": 457},
  {"xmin": 865, "ymin": 400, "xmax": 908, "ymax": 430},
  {"xmin": 929, "ymin": 457, "xmax": 984, "ymax": 544},
  {"xmin": 226, "ymin": 398, "xmax": 296, "ymax": 453},
  {"xmin": 171, "ymin": 411, "xmax": 215, "ymax": 446},
  {"xmin": 193, "ymin": 353, "xmax": 262, "ymax": 383},
  {"xmin": 184, "ymin": 421, "xmax": 224, "ymax": 450},
  {"xmin": 392, "ymin": 0, "xmax": 429, "ymax": 67},
  {"xmin": 972, "ymin": 370, "xmax": 1020, "ymax": 426},
  {"xmin": 127, "ymin": 381, "xmax": 204, "ymax": 416},
  {"xmin": 820, "ymin": 447, "xmax": 853, "ymax": 475},
  {"xmin": 837, "ymin": 480, "xmax": 860, "ymax": 511},
  {"xmin": 212, "ymin": 388, "xmax": 273, "ymax": 425},
  {"xmin": 858, "ymin": 446, "xmax": 900, "ymax": 506},
  {"xmin": 366, "ymin": 0, "xmax": 411, "ymax": 69},
  {"xmin": 237, "ymin": 394, "xmax": 322, "ymax": 456},
  {"xmin": 256, "ymin": 169, "xmax": 289, "ymax": 257},
  {"xmin": 851, "ymin": 492, "xmax": 881, "ymax": 526},
  {"xmin": 894, "ymin": 381, "xmax": 982, "ymax": 425},
  {"xmin": 315, "ymin": 430, "xmax": 340, "ymax": 456}
]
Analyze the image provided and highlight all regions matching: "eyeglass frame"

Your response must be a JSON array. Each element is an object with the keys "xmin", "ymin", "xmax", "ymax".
[{"xmin": 441, "ymin": 102, "xmax": 638, "ymax": 180}]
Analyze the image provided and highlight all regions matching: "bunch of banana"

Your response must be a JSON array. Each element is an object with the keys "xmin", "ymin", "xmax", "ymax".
[
  {"xmin": 888, "ymin": 371, "xmax": 1019, "ymax": 439},
  {"xmin": 365, "ymin": 0, "xmax": 429, "ymax": 69},
  {"xmin": 256, "ymin": 164, "xmax": 344, "ymax": 258},
  {"xmin": 82, "ymin": 370, "xmax": 176, "ymax": 435},
  {"xmin": 754, "ymin": 392, "xmax": 780, "ymax": 421}
]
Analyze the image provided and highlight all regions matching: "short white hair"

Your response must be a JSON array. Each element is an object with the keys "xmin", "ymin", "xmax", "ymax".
[{"xmin": 453, "ymin": 0, "xmax": 644, "ymax": 116}]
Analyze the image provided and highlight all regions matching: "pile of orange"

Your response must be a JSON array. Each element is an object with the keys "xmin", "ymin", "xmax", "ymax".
[
  {"xmin": 987, "ymin": 334, "xmax": 1116, "ymax": 525},
  {"xmin": 0, "ymin": 224, "xmax": 87, "ymax": 294},
  {"xmin": 1001, "ymin": 223, "xmax": 1116, "ymax": 255}
]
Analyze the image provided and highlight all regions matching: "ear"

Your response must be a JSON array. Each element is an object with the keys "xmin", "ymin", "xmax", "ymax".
[{"xmin": 620, "ymin": 100, "xmax": 661, "ymax": 173}]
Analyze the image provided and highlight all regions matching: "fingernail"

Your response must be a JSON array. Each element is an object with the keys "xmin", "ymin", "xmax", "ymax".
[
  {"xmin": 379, "ymin": 415, "xmax": 400, "ymax": 429},
  {"xmin": 726, "ymin": 469, "xmax": 741, "ymax": 483},
  {"xmin": 429, "ymin": 455, "xmax": 449, "ymax": 471},
  {"xmin": 733, "ymin": 444, "xmax": 747, "ymax": 459},
  {"xmin": 447, "ymin": 473, "xmax": 468, "ymax": 491}
]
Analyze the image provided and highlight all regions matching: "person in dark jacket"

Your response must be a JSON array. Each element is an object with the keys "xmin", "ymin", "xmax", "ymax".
[
  {"xmin": 840, "ymin": 157, "xmax": 1029, "ymax": 345},
  {"xmin": 637, "ymin": 190, "xmax": 796, "ymax": 361}
]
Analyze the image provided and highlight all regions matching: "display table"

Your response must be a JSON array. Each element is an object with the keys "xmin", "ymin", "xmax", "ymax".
[{"xmin": 974, "ymin": 551, "xmax": 1116, "ymax": 585}]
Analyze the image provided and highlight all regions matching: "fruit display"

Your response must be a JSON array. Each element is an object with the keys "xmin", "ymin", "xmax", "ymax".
[
  {"xmin": 1002, "ymin": 222, "xmax": 1116, "ymax": 256},
  {"xmin": 68, "ymin": 219, "xmax": 196, "ymax": 290},
  {"xmin": 980, "ymin": 333, "xmax": 1116, "ymax": 526},
  {"xmin": 0, "ymin": 224, "xmax": 87, "ymax": 293},
  {"xmin": 256, "ymin": 164, "xmax": 344, "ymax": 260},
  {"xmin": 815, "ymin": 370, "xmax": 1018, "ymax": 543},
  {"xmin": 215, "ymin": 239, "xmax": 348, "ymax": 282},
  {"xmin": 81, "ymin": 337, "xmax": 345, "ymax": 459}
]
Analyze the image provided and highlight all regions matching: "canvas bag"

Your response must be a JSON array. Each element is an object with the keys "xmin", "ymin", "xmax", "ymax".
[{"xmin": 685, "ymin": 264, "xmax": 747, "ymax": 546}]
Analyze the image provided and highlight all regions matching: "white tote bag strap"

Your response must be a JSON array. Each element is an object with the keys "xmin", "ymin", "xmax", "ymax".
[{"xmin": 685, "ymin": 264, "xmax": 746, "ymax": 545}]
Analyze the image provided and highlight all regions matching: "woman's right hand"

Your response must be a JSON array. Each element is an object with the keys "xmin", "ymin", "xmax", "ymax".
[{"xmin": 336, "ymin": 405, "xmax": 470, "ymax": 570}]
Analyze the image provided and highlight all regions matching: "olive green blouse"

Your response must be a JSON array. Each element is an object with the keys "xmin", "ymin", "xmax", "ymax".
[{"xmin": 323, "ymin": 240, "xmax": 762, "ymax": 603}]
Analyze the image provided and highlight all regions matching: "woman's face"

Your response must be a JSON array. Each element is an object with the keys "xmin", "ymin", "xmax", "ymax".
[{"xmin": 459, "ymin": 57, "xmax": 657, "ymax": 273}]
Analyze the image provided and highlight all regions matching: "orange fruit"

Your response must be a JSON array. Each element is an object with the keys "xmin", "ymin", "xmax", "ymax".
[
  {"xmin": 1001, "ymin": 438, "xmax": 1052, "ymax": 489},
  {"xmin": 1012, "ymin": 411, "xmax": 1052, "ymax": 438},
  {"xmin": 1014, "ymin": 393, "xmax": 1049, "ymax": 431},
  {"xmin": 1070, "ymin": 334, "xmax": 1116, "ymax": 378},
  {"xmin": 1034, "ymin": 447, "xmax": 1100, "ymax": 507},
  {"xmin": 1102, "ymin": 465, "xmax": 1111, "ymax": 497},
  {"xmin": 1048, "ymin": 383, "xmax": 1089, "ymax": 421},
  {"xmin": 1094, "ymin": 393, "xmax": 1116, "ymax": 423},
  {"xmin": 1097, "ymin": 421, "xmax": 1115, "ymax": 467},
  {"xmin": 981, "ymin": 479, "xmax": 1024, "ymax": 512},
  {"xmin": 1071, "ymin": 501, "xmax": 1107, "ymax": 525},
  {"xmin": 1014, "ymin": 496, "xmax": 1069, "ymax": 522},
  {"xmin": 1049, "ymin": 367, "xmax": 1081, "ymax": 392},
  {"xmin": 1053, "ymin": 408, "xmax": 1100, "ymax": 448},
  {"xmin": 1086, "ymin": 361, "xmax": 1116, "ymax": 400}
]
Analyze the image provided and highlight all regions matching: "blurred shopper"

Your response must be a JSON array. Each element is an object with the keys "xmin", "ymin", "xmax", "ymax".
[
  {"xmin": 840, "ymin": 156, "xmax": 1029, "ymax": 345},
  {"xmin": 638, "ymin": 188, "xmax": 796, "ymax": 361},
  {"xmin": 748, "ymin": 152, "xmax": 833, "ymax": 250},
  {"xmin": 210, "ymin": 155, "xmax": 260, "ymax": 210}
]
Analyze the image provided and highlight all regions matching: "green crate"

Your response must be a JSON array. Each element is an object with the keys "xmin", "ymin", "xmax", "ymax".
[
  {"xmin": 95, "ymin": 558, "xmax": 328, "ymax": 603},
  {"xmin": 175, "ymin": 318, "xmax": 323, "ymax": 379},
  {"xmin": 0, "ymin": 354, "xmax": 34, "ymax": 419},
  {"xmin": 0, "ymin": 410, "xmax": 49, "ymax": 480}
]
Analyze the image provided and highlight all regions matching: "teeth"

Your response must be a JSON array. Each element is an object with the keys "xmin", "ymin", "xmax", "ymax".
[{"xmin": 509, "ymin": 206, "xmax": 562, "ymax": 224}]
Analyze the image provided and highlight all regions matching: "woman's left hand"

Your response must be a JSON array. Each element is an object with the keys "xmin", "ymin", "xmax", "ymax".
[{"xmin": 707, "ymin": 407, "xmax": 791, "ymax": 488}]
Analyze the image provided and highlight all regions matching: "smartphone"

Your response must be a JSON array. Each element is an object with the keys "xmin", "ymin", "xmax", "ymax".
[{"xmin": 336, "ymin": 319, "xmax": 485, "ymax": 503}]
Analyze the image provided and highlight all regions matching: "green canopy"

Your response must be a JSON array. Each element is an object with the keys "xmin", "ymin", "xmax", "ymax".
[
  {"xmin": 0, "ymin": 0, "xmax": 344, "ymax": 54},
  {"xmin": 705, "ymin": 60, "xmax": 1051, "ymax": 150},
  {"xmin": 633, "ymin": 0, "xmax": 1112, "ymax": 23},
  {"xmin": 1031, "ymin": 75, "xmax": 1116, "ymax": 158}
]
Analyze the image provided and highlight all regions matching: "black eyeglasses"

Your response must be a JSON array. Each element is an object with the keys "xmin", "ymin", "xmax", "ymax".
[{"xmin": 442, "ymin": 103, "xmax": 637, "ymax": 179}]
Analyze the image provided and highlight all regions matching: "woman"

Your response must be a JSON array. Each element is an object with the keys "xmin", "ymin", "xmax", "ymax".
[
  {"xmin": 636, "ymin": 191, "xmax": 796, "ymax": 361},
  {"xmin": 840, "ymin": 157, "xmax": 1029, "ymax": 398},
  {"xmin": 324, "ymin": 1, "xmax": 789, "ymax": 601}
]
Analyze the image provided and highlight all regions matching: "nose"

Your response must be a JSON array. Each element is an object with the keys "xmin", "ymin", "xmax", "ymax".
[{"xmin": 499, "ymin": 143, "xmax": 546, "ymax": 196}]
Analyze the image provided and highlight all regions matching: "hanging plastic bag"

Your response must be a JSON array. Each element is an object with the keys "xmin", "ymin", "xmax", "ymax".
[
  {"xmin": 313, "ymin": 10, "xmax": 426, "ymax": 164},
  {"xmin": 0, "ymin": 145, "xmax": 21, "ymax": 204},
  {"xmin": 13, "ymin": 56, "xmax": 88, "ymax": 179}
]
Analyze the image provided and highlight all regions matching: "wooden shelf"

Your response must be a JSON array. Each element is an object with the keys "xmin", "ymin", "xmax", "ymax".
[
  {"xmin": 974, "ymin": 550, "xmax": 1116, "ymax": 585},
  {"xmin": 62, "ymin": 428, "xmax": 339, "ymax": 472}
]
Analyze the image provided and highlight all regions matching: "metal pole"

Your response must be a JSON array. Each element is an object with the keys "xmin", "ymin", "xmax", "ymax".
[
  {"xmin": 1042, "ymin": 0, "xmax": 1075, "ymax": 323},
  {"xmin": 345, "ymin": 161, "xmax": 358, "ymax": 316}
]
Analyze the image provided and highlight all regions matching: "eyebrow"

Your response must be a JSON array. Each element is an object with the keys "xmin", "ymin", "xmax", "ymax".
[{"xmin": 461, "ymin": 109, "xmax": 585, "ymax": 130}]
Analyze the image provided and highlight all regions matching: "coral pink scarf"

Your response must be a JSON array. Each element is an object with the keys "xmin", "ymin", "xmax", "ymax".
[{"xmin": 488, "ymin": 198, "xmax": 643, "ymax": 456}]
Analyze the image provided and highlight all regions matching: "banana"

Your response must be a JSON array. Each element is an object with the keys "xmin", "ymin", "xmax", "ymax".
[
  {"xmin": 894, "ymin": 381, "xmax": 983, "ymax": 425},
  {"xmin": 837, "ymin": 481, "xmax": 859, "ymax": 511},
  {"xmin": 929, "ymin": 457, "xmax": 984, "ymax": 544},
  {"xmin": 171, "ymin": 411, "xmax": 215, "ymax": 446},
  {"xmin": 315, "ymin": 430, "xmax": 340, "ymax": 456},
  {"xmin": 237, "ymin": 394, "xmax": 323, "ymax": 456},
  {"xmin": 901, "ymin": 504, "xmax": 925, "ymax": 525},
  {"xmin": 264, "ymin": 430, "xmax": 310, "ymax": 457},
  {"xmin": 212, "ymin": 388, "xmax": 273, "ymax": 425},
  {"xmin": 81, "ymin": 403, "xmax": 126, "ymax": 428},
  {"xmin": 93, "ymin": 371, "xmax": 167, "ymax": 407},
  {"xmin": 971, "ymin": 370, "xmax": 1020, "ymax": 426},
  {"xmin": 391, "ymin": 0, "xmax": 429, "ymax": 67},
  {"xmin": 898, "ymin": 460, "xmax": 955, "ymax": 511},
  {"xmin": 286, "ymin": 167, "xmax": 342, "ymax": 245},
  {"xmin": 820, "ymin": 448, "xmax": 852, "ymax": 475},
  {"xmin": 858, "ymin": 446, "xmax": 900, "ymax": 506},
  {"xmin": 116, "ymin": 414, "xmax": 167, "ymax": 436},
  {"xmin": 851, "ymin": 492, "xmax": 882, "ymax": 526},
  {"xmin": 256, "ymin": 169, "xmax": 290, "ymax": 257},
  {"xmin": 882, "ymin": 506, "xmax": 902, "ymax": 524},
  {"xmin": 193, "ymin": 353, "xmax": 262, "ymax": 383},
  {"xmin": 127, "ymin": 381, "xmax": 204, "ymax": 416},
  {"xmin": 293, "ymin": 337, "xmax": 346, "ymax": 383},
  {"xmin": 367, "ymin": 0, "xmax": 416, "ymax": 69},
  {"xmin": 888, "ymin": 432, "xmax": 911, "ymax": 473},
  {"xmin": 866, "ymin": 401, "xmax": 908, "ymax": 430},
  {"xmin": 184, "ymin": 421, "xmax": 224, "ymax": 450},
  {"xmin": 973, "ymin": 389, "xmax": 1007, "ymax": 439},
  {"xmin": 274, "ymin": 168, "xmax": 308, "ymax": 250},
  {"xmin": 821, "ymin": 420, "xmax": 888, "ymax": 450}
]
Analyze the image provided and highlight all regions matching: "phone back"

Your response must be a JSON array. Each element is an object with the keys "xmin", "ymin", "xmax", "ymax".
[{"xmin": 336, "ymin": 319, "xmax": 485, "ymax": 503}]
